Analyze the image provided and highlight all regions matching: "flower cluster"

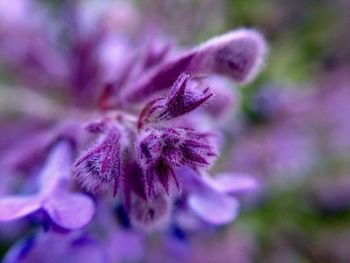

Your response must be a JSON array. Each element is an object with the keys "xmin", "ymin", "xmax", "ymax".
[{"xmin": 0, "ymin": 0, "xmax": 267, "ymax": 262}]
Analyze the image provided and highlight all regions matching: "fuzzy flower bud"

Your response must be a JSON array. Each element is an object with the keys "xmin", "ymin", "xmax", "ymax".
[
  {"xmin": 129, "ymin": 192, "xmax": 170, "ymax": 228},
  {"xmin": 136, "ymin": 127, "xmax": 217, "ymax": 196},
  {"xmin": 138, "ymin": 73, "xmax": 212, "ymax": 127},
  {"xmin": 73, "ymin": 125, "xmax": 123, "ymax": 195}
]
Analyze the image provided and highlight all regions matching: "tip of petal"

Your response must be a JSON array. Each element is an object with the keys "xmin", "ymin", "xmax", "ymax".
[
  {"xmin": 0, "ymin": 196, "xmax": 41, "ymax": 222},
  {"xmin": 44, "ymin": 193, "xmax": 95, "ymax": 230},
  {"xmin": 193, "ymin": 28, "xmax": 268, "ymax": 84},
  {"xmin": 188, "ymin": 192, "xmax": 240, "ymax": 225}
]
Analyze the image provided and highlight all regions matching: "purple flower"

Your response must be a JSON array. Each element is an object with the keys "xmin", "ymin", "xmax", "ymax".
[
  {"xmin": 0, "ymin": 1, "xmax": 267, "ymax": 259},
  {"xmin": 0, "ymin": 141, "xmax": 95, "ymax": 230}
]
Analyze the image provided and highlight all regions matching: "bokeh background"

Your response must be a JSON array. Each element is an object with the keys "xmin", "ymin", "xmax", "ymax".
[{"xmin": 1, "ymin": 0, "xmax": 350, "ymax": 262}]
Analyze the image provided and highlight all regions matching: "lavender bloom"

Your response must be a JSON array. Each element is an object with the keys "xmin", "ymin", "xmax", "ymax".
[
  {"xmin": 0, "ymin": 1, "xmax": 268, "ymax": 260},
  {"xmin": 0, "ymin": 141, "xmax": 95, "ymax": 230}
]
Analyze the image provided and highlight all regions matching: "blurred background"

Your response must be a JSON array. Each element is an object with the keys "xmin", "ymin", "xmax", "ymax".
[{"xmin": 1, "ymin": 0, "xmax": 350, "ymax": 262}]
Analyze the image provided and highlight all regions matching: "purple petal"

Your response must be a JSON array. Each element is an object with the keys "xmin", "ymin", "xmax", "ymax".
[
  {"xmin": 189, "ymin": 29, "xmax": 267, "ymax": 83},
  {"xmin": 38, "ymin": 141, "xmax": 73, "ymax": 193},
  {"xmin": 123, "ymin": 29, "xmax": 267, "ymax": 104},
  {"xmin": 0, "ymin": 196, "xmax": 40, "ymax": 221},
  {"xmin": 177, "ymin": 168, "xmax": 240, "ymax": 224},
  {"xmin": 188, "ymin": 190, "xmax": 239, "ymax": 225},
  {"xmin": 214, "ymin": 173, "xmax": 260, "ymax": 195},
  {"xmin": 43, "ymin": 192, "xmax": 95, "ymax": 230}
]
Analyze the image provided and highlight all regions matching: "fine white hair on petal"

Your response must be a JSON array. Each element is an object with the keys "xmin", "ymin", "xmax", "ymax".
[{"xmin": 190, "ymin": 28, "xmax": 268, "ymax": 84}]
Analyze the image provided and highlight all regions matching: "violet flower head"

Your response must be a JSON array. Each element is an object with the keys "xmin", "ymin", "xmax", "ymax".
[{"xmin": 0, "ymin": 1, "xmax": 268, "ymax": 260}]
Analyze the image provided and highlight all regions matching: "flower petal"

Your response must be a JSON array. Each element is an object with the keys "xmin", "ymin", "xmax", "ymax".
[
  {"xmin": 43, "ymin": 193, "xmax": 95, "ymax": 229},
  {"xmin": 189, "ymin": 29, "xmax": 267, "ymax": 84},
  {"xmin": 214, "ymin": 173, "xmax": 260, "ymax": 195},
  {"xmin": 39, "ymin": 141, "xmax": 73, "ymax": 194},
  {"xmin": 0, "ymin": 196, "xmax": 40, "ymax": 221},
  {"xmin": 188, "ymin": 190, "xmax": 239, "ymax": 225},
  {"xmin": 123, "ymin": 29, "xmax": 267, "ymax": 104}
]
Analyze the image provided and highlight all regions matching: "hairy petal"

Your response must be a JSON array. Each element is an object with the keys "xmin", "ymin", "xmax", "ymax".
[
  {"xmin": 74, "ymin": 125, "xmax": 123, "ymax": 195},
  {"xmin": 123, "ymin": 29, "xmax": 267, "ymax": 104}
]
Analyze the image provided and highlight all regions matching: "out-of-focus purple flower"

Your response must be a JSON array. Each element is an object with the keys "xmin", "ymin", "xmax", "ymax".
[
  {"xmin": 0, "ymin": 141, "xmax": 95, "ymax": 230},
  {"xmin": 145, "ymin": 228, "xmax": 256, "ymax": 263},
  {"xmin": 188, "ymin": 230, "xmax": 256, "ymax": 263},
  {"xmin": 309, "ymin": 175, "xmax": 350, "ymax": 212},
  {"xmin": 309, "ymin": 70, "xmax": 350, "ymax": 156},
  {"xmin": 230, "ymin": 85, "xmax": 317, "ymax": 184},
  {"xmin": 231, "ymin": 123, "xmax": 316, "ymax": 183},
  {"xmin": 0, "ymin": 0, "xmax": 68, "ymax": 88}
]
